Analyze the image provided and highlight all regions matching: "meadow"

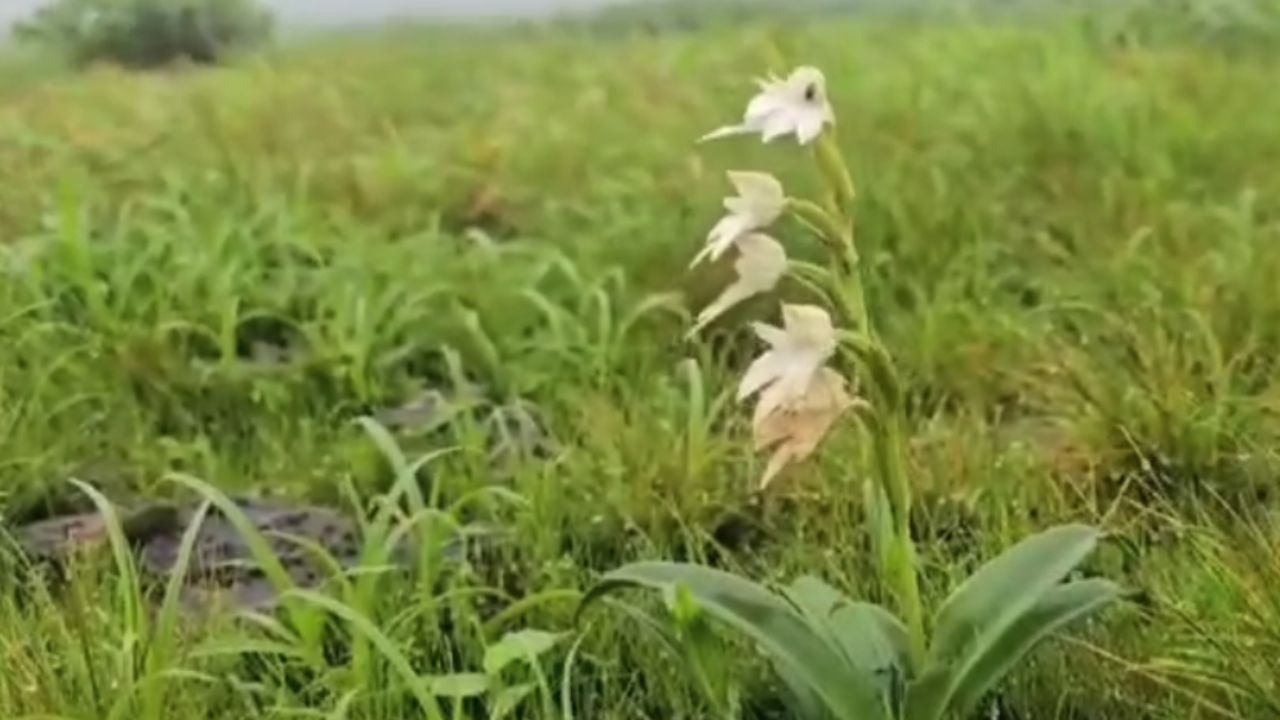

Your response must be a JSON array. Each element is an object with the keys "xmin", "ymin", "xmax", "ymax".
[{"xmin": 2, "ymin": 4, "xmax": 1280, "ymax": 718}]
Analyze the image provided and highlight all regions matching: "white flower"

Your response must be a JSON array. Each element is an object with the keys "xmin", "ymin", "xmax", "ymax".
[
  {"xmin": 753, "ymin": 368, "xmax": 856, "ymax": 489},
  {"xmin": 691, "ymin": 171, "xmax": 785, "ymax": 268},
  {"xmin": 738, "ymin": 304, "xmax": 838, "ymax": 423},
  {"xmin": 690, "ymin": 233, "xmax": 787, "ymax": 335},
  {"xmin": 701, "ymin": 66, "xmax": 835, "ymax": 146}
]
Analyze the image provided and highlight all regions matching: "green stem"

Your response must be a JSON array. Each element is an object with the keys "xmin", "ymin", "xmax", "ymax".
[
  {"xmin": 804, "ymin": 134, "xmax": 928, "ymax": 672},
  {"xmin": 835, "ymin": 246, "xmax": 869, "ymax": 334},
  {"xmin": 875, "ymin": 412, "xmax": 927, "ymax": 671},
  {"xmin": 815, "ymin": 133, "xmax": 857, "ymax": 210},
  {"xmin": 786, "ymin": 198, "xmax": 850, "ymax": 256},
  {"xmin": 838, "ymin": 262, "xmax": 926, "ymax": 673},
  {"xmin": 784, "ymin": 199, "xmax": 867, "ymax": 332}
]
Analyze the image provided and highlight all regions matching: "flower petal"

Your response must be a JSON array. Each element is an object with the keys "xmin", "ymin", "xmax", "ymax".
[
  {"xmin": 796, "ymin": 111, "xmax": 826, "ymax": 145},
  {"xmin": 694, "ymin": 214, "xmax": 749, "ymax": 266},
  {"xmin": 738, "ymin": 304, "xmax": 834, "ymax": 406},
  {"xmin": 690, "ymin": 284, "xmax": 752, "ymax": 336},
  {"xmin": 738, "ymin": 350, "xmax": 788, "ymax": 401},
  {"xmin": 699, "ymin": 124, "xmax": 751, "ymax": 143},
  {"xmin": 761, "ymin": 112, "xmax": 794, "ymax": 143},
  {"xmin": 752, "ymin": 377, "xmax": 794, "ymax": 430},
  {"xmin": 701, "ymin": 65, "xmax": 836, "ymax": 145},
  {"xmin": 726, "ymin": 171, "xmax": 784, "ymax": 209},
  {"xmin": 753, "ymin": 367, "xmax": 855, "ymax": 489},
  {"xmin": 690, "ymin": 234, "xmax": 787, "ymax": 335},
  {"xmin": 744, "ymin": 91, "xmax": 787, "ymax": 124},
  {"xmin": 694, "ymin": 174, "xmax": 784, "ymax": 268},
  {"xmin": 734, "ymin": 233, "xmax": 787, "ymax": 286},
  {"xmin": 750, "ymin": 321, "xmax": 789, "ymax": 349},
  {"xmin": 780, "ymin": 304, "xmax": 837, "ymax": 357}
]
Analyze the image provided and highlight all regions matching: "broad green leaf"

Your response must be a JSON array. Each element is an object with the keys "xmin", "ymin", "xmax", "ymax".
[
  {"xmin": 491, "ymin": 682, "xmax": 536, "ymax": 720},
  {"xmin": 929, "ymin": 524, "xmax": 1100, "ymax": 666},
  {"xmin": 945, "ymin": 578, "xmax": 1121, "ymax": 718},
  {"xmin": 429, "ymin": 673, "xmax": 490, "ymax": 698},
  {"xmin": 775, "ymin": 657, "xmax": 840, "ymax": 720},
  {"xmin": 784, "ymin": 576, "xmax": 845, "ymax": 621},
  {"xmin": 830, "ymin": 603, "xmax": 911, "ymax": 682},
  {"xmin": 909, "ymin": 525, "xmax": 1109, "ymax": 720},
  {"xmin": 902, "ymin": 666, "xmax": 952, "ymax": 720},
  {"xmin": 580, "ymin": 562, "xmax": 889, "ymax": 720},
  {"xmin": 484, "ymin": 630, "xmax": 562, "ymax": 675},
  {"xmin": 784, "ymin": 577, "xmax": 910, "ymax": 678}
]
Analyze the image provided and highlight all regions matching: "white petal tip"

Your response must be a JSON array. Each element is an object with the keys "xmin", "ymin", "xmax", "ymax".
[{"xmin": 699, "ymin": 126, "xmax": 746, "ymax": 143}]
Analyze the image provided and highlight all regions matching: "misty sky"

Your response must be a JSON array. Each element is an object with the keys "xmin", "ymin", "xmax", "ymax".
[{"xmin": 2, "ymin": 0, "xmax": 636, "ymax": 32}]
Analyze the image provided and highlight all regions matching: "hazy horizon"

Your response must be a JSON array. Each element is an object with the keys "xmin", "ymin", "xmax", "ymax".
[{"xmin": 2, "ymin": 0, "xmax": 638, "ymax": 33}]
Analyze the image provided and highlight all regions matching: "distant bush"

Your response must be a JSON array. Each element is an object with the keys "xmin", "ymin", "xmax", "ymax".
[
  {"xmin": 14, "ymin": 0, "xmax": 273, "ymax": 68},
  {"xmin": 1118, "ymin": 0, "xmax": 1280, "ymax": 51}
]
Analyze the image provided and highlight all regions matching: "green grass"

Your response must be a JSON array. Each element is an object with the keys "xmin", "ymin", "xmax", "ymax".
[{"xmin": 2, "ymin": 5, "xmax": 1280, "ymax": 718}]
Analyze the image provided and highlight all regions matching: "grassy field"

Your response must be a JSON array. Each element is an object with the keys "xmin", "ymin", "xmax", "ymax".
[{"xmin": 3, "ymin": 4, "xmax": 1280, "ymax": 718}]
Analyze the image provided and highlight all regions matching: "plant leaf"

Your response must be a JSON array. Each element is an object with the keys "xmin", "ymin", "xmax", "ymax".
[
  {"xmin": 492, "ymin": 682, "xmax": 536, "ymax": 720},
  {"xmin": 429, "ymin": 673, "xmax": 490, "ymax": 698},
  {"xmin": 484, "ymin": 630, "xmax": 562, "ymax": 676},
  {"xmin": 929, "ymin": 524, "xmax": 1101, "ymax": 666},
  {"xmin": 830, "ymin": 603, "xmax": 911, "ymax": 697},
  {"xmin": 579, "ymin": 562, "xmax": 889, "ymax": 720},
  {"xmin": 775, "ymin": 657, "xmax": 840, "ymax": 720},
  {"xmin": 902, "ymin": 666, "xmax": 951, "ymax": 720},
  {"xmin": 945, "ymin": 578, "xmax": 1121, "ymax": 718},
  {"xmin": 784, "ymin": 577, "xmax": 910, "ymax": 678},
  {"xmin": 908, "ymin": 525, "xmax": 1108, "ymax": 720},
  {"xmin": 784, "ymin": 575, "xmax": 844, "ymax": 620}
]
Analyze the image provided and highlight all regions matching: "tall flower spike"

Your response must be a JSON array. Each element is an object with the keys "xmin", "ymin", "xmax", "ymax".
[
  {"xmin": 692, "ymin": 171, "xmax": 785, "ymax": 268},
  {"xmin": 753, "ymin": 368, "xmax": 856, "ymax": 489},
  {"xmin": 701, "ymin": 66, "xmax": 835, "ymax": 146},
  {"xmin": 738, "ymin": 304, "xmax": 837, "ymax": 423},
  {"xmin": 690, "ymin": 233, "xmax": 787, "ymax": 335}
]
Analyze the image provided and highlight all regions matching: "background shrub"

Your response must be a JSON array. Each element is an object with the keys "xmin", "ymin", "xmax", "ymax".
[{"xmin": 14, "ymin": 0, "xmax": 273, "ymax": 68}]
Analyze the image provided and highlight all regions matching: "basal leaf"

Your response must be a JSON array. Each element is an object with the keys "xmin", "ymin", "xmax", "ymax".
[
  {"xmin": 829, "ymin": 603, "xmax": 911, "ymax": 685},
  {"xmin": 929, "ymin": 524, "xmax": 1100, "ymax": 666},
  {"xmin": 945, "ymin": 578, "xmax": 1121, "ymax": 718},
  {"xmin": 902, "ymin": 666, "xmax": 952, "ymax": 720},
  {"xmin": 784, "ymin": 576, "xmax": 910, "ymax": 679},
  {"xmin": 784, "ymin": 575, "xmax": 845, "ymax": 622},
  {"xmin": 580, "ymin": 562, "xmax": 889, "ymax": 720},
  {"xmin": 910, "ymin": 525, "xmax": 1110, "ymax": 720}
]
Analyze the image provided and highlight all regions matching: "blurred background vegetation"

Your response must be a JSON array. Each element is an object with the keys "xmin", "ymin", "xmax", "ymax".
[
  {"xmin": 12, "ymin": 0, "xmax": 273, "ymax": 67},
  {"xmin": 2, "ymin": 1, "xmax": 1280, "ymax": 718}
]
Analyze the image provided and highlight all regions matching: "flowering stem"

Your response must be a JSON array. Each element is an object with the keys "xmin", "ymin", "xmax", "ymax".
[
  {"xmin": 785, "ymin": 199, "xmax": 868, "ymax": 332},
  {"xmin": 808, "ymin": 133, "xmax": 928, "ymax": 671},
  {"xmin": 874, "ymin": 410, "xmax": 927, "ymax": 670},
  {"xmin": 815, "ymin": 133, "xmax": 857, "ymax": 211}
]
